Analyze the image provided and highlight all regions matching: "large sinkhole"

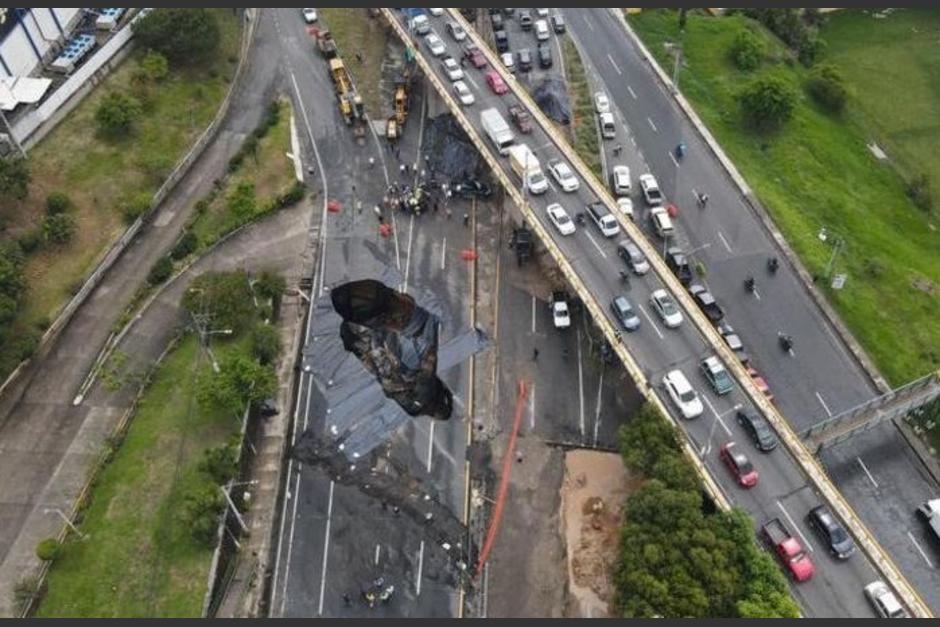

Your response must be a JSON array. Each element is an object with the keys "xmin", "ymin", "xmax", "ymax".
[{"xmin": 331, "ymin": 279, "xmax": 453, "ymax": 421}]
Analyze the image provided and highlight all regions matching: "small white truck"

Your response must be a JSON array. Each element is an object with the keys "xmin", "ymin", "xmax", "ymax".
[
  {"xmin": 551, "ymin": 291, "xmax": 571, "ymax": 329},
  {"xmin": 508, "ymin": 143, "xmax": 548, "ymax": 195},
  {"xmin": 480, "ymin": 107, "xmax": 515, "ymax": 155}
]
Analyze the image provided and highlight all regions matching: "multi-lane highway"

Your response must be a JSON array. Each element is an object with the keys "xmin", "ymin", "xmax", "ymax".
[
  {"xmin": 560, "ymin": 8, "xmax": 940, "ymax": 613},
  {"xmin": 387, "ymin": 8, "xmax": 928, "ymax": 617}
]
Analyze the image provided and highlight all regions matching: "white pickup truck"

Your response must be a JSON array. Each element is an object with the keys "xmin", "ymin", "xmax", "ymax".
[
  {"xmin": 551, "ymin": 291, "xmax": 571, "ymax": 329},
  {"xmin": 508, "ymin": 143, "xmax": 548, "ymax": 195}
]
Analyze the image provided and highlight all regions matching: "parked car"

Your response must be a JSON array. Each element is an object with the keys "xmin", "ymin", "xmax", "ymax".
[
  {"xmin": 546, "ymin": 203, "xmax": 575, "ymax": 236},
  {"xmin": 452, "ymin": 80, "xmax": 474, "ymax": 106},
  {"xmin": 639, "ymin": 173, "xmax": 663, "ymax": 205},
  {"xmin": 594, "ymin": 91, "xmax": 610, "ymax": 113},
  {"xmin": 618, "ymin": 240, "xmax": 649, "ymax": 275},
  {"xmin": 736, "ymin": 409, "xmax": 777, "ymax": 452},
  {"xmin": 807, "ymin": 505, "xmax": 856, "ymax": 560},
  {"xmin": 864, "ymin": 581, "xmax": 908, "ymax": 618},
  {"xmin": 519, "ymin": 9, "xmax": 533, "ymax": 30},
  {"xmin": 302, "ymin": 8, "xmax": 318, "ymax": 23},
  {"xmin": 536, "ymin": 8, "xmax": 549, "ymax": 17},
  {"xmin": 666, "ymin": 247, "xmax": 692, "ymax": 286},
  {"xmin": 701, "ymin": 355, "xmax": 734, "ymax": 395},
  {"xmin": 663, "ymin": 369, "xmax": 704, "ymax": 419},
  {"xmin": 720, "ymin": 441, "xmax": 759, "ymax": 488},
  {"xmin": 509, "ymin": 104, "xmax": 533, "ymax": 133},
  {"xmin": 599, "ymin": 111, "xmax": 616, "ymax": 139},
  {"xmin": 537, "ymin": 42, "xmax": 553, "ymax": 68},
  {"xmin": 718, "ymin": 321, "xmax": 749, "ymax": 364},
  {"xmin": 491, "ymin": 12, "xmax": 504, "ymax": 30},
  {"xmin": 610, "ymin": 295, "xmax": 640, "ymax": 332},
  {"xmin": 446, "ymin": 20, "xmax": 466, "ymax": 41},
  {"xmin": 442, "ymin": 56, "xmax": 464, "ymax": 81},
  {"xmin": 746, "ymin": 365, "xmax": 775, "ymax": 403},
  {"xmin": 517, "ymin": 48, "xmax": 532, "ymax": 72},
  {"xmin": 611, "ymin": 165, "xmax": 631, "ymax": 196},
  {"xmin": 429, "ymin": 8, "xmax": 444, "ymax": 16},
  {"xmin": 494, "ymin": 29, "xmax": 510, "ymax": 53},
  {"xmin": 689, "ymin": 284, "xmax": 724, "ymax": 322},
  {"xmin": 486, "ymin": 70, "xmax": 509, "ymax": 95},
  {"xmin": 548, "ymin": 159, "xmax": 579, "ymax": 192},
  {"xmin": 551, "ymin": 12, "xmax": 566, "ymax": 33},
  {"xmin": 464, "ymin": 42, "xmax": 487, "ymax": 68},
  {"xmin": 425, "ymin": 32, "xmax": 446, "ymax": 56},
  {"xmin": 501, "ymin": 52, "xmax": 516, "ymax": 72},
  {"xmin": 649, "ymin": 289, "xmax": 682, "ymax": 328}
]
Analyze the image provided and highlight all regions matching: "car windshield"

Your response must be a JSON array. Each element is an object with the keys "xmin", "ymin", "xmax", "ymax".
[
  {"xmin": 679, "ymin": 389, "xmax": 696, "ymax": 403},
  {"xmin": 829, "ymin": 525, "xmax": 848, "ymax": 544},
  {"xmin": 661, "ymin": 298, "xmax": 676, "ymax": 315},
  {"xmin": 735, "ymin": 455, "xmax": 753, "ymax": 474},
  {"xmin": 715, "ymin": 370, "xmax": 731, "ymax": 385},
  {"xmin": 555, "ymin": 212, "xmax": 570, "ymax": 224}
]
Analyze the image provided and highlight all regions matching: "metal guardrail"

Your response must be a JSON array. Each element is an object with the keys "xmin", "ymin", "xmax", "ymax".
[
  {"xmin": 380, "ymin": 9, "xmax": 730, "ymax": 514},
  {"xmin": 401, "ymin": 8, "xmax": 930, "ymax": 618}
]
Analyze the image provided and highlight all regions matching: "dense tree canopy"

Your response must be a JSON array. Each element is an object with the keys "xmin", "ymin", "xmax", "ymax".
[{"xmin": 133, "ymin": 9, "xmax": 221, "ymax": 65}]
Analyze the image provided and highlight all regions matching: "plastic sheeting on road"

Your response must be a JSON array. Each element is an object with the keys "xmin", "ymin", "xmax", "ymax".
[
  {"xmin": 532, "ymin": 77, "xmax": 571, "ymax": 125},
  {"xmin": 422, "ymin": 114, "xmax": 486, "ymax": 180}
]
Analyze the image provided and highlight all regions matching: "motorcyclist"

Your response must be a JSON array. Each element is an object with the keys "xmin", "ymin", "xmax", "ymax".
[
  {"xmin": 779, "ymin": 332, "xmax": 793, "ymax": 352},
  {"xmin": 744, "ymin": 276, "xmax": 756, "ymax": 292},
  {"xmin": 767, "ymin": 256, "xmax": 779, "ymax": 274}
]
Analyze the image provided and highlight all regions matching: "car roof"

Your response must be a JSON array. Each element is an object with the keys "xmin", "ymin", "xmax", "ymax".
[
  {"xmin": 702, "ymin": 356, "xmax": 723, "ymax": 371},
  {"xmin": 666, "ymin": 369, "xmax": 691, "ymax": 391}
]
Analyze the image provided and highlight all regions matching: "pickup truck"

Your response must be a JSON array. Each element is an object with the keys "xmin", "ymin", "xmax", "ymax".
[
  {"xmin": 917, "ymin": 498, "xmax": 940, "ymax": 547},
  {"xmin": 762, "ymin": 518, "xmax": 815, "ymax": 582},
  {"xmin": 551, "ymin": 291, "xmax": 571, "ymax": 329}
]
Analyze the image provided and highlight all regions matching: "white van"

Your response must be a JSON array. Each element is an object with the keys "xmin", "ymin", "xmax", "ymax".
[
  {"xmin": 586, "ymin": 201, "xmax": 621, "ymax": 238},
  {"xmin": 599, "ymin": 112, "xmax": 616, "ymax": 139},
  {"xmin": 535, "ymin": 19, "xmax": 550, "ymax": 41},
  {"xmin": 411, "ymin": 14, "xmax": 430, "ymax": 35}
]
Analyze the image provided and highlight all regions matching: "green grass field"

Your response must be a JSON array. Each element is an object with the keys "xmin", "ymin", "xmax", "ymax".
[
  {"xmin": 0, "ymin": 10, "xmax": 241, "ymax": 382},
  {"xmin": 630, "ymin": 9, "xmax": 940, "ymax": 385},
  {"xmin": 36, "ymin": 334, "xmax": 242, "ymax": 617},
  {"xmin": 190, "ymin": 98, "xmax": 295, "ymax": 249}
]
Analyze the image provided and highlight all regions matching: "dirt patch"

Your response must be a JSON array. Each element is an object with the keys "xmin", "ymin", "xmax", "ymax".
[
  {"xmin": 561, "ymin": 450, "xmax": 638, "ymax": 618},
  {"xmin": 911, "ymin": 275, "xmax": 936, "ymax": 296}
]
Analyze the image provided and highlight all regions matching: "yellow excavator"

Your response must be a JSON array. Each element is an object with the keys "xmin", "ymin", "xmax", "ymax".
[
  {"xmin": 387, "ymin": 46, "xmax": 416, "ymax": 141},
  {"xmin": 329, "ymin": 57, "xmax": 366, "ymax": 136}
]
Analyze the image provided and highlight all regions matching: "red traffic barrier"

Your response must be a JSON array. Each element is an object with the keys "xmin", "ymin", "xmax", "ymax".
[
  {"xmin": 461, "ymin": 249, "xmax": 478, "ymax": 261},
  {"xmin": 379, "ymin": 223, "xmax": 393, "ymax": 238},
  {"xmin": 327, "ymin": 199, "xmax": 342, "ymax": 213},
  {"xmin": 666, "ymin": 202, "xmax": 679, "ymax": 218}
]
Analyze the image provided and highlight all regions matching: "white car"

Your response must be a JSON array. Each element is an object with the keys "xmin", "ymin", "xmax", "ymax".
[
  {"xmin": 639, "ymin": 173, "xmax": 663, "ymax": 205},
  {"xmin": 501, "ymin": 52, "xmax": 515, "ymax": 72},
  {"xmin": 594, "ymin": 91, "xmax": 610, "ymax": 114},
  {"xmin": 650, "ymin": 289, "xmax": 683, "ymax": 328},
  {"xmin": 546, "ymin": 203, "xmax": 576, "ymax": 235},
  {"xmin": 611, "ymin": 165, "xmax": 631, "ymax": 196},
  {"xmin": 535, "ymin": 19, "xmax": 550, "ymax": 41},
  {"xmin": 548, "ymin": 159, "xmax": 580, "ymax": 192},
  {"xmin": 425, "ymin": 32, "xmax": 446, "ymax": 57},
  {"xmin": 650, "ymin": 206, "xmax": 674, "ymax": 238},
  {"xmin": 442, "ymin": 56, "xmax": 464, "ymax": 81},
  {"xmin": 864, "ymin": 581, "xmax": 907, "ymax": 618},
  {"xmin": 453, "ymin": 81, "xmax": 474, "ymax": 106},
  {"xmin": 536, "ymin": 8, "xmax": 550, "ymax": 17},
  {"xmin": 663, "ymin": 369, "xmax": 704, "ymax": 419},
  {"xmin": 446, "ymin": 20, "xmax": 466, "ymax": 41},
  {"xmin": 302, "ymin": 8, "xmax": 318, "ymax": 23},
  {"xmin": 616, "ymin": 197, "xmax": 634, "ymax": 219},
  {"xmin": 551, "ymin": 293, "xmax": 571, "ymax": 329},
  {"xmin": 429, "ymin": 8, "xmax": 444, "ymax": 16}
]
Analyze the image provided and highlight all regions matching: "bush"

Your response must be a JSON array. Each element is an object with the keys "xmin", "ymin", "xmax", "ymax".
[
  {"xmin": 0, "ymin": 157, "xmax": 30, "ymax": 201},
  {"xmin": 147, "ymin": 255, "xmax": 174, "ymax": 286},
  {"xmin": 738, "ymin": 75, "xmax": 796, "ymax": 131},
  {"xmin": 806, "ymin": 63, "xmax": 847, "ymax": 113},
  {"xmin": 133, "ymin": 9, "xmax": 221, "ymax": 66},
  {"xmin": 199, "ymin": 443, "xmax": 239, "ymax": 484},
  {"xmin": 121, "ymin": 192, "xmax": 152, "ymax": 223},
  {"xmin": 12, "ymin": 329, "xmax": 40, "ymax": 361},
  {"xmin": 728, "ymin": 29, "xmax": 763, "ymax": 71},
  {"xmin": 254, "ymin": 270, "xmax": 286, "ymax": 305},
  {"xmin": 182, "ymin": 271, "xmax": 257, "ymax": 333},
  {"xmin": 171, "ymin": 230, "xmax": 198, "ymax": 260},
  {"xmin": 250, "ymin": 322, "xmax": 281, "ymax": 365},
  {"xmin": 42, "ymin": 213, "xmax": 76, "ymax": 246},
  {"xmin": 16, "ymin": 228, "xmax": 43, "ymax": 254},
  {"xmin": 179, "ymin": 482, "xmax": 225, "ymax": 547},
  {"xmin": 36, "ymin": 538, "xmax": 62, "ymax": 562},
  {"xmin": 276, "ymin": 182, "xmax": 306, "ymax": 209},
  {"xmin": 45, "ymin": 191, "xmax": 73, "ymax": 215},
  {"xmin": 197, "ymin": 354, "xmax": 277, "ymax": 416},
  {"xmin": 140, "ymin": 50, "xmax": 169, "ymax": 81},
  {"xmin": 95, "ymin": 91, "xmax": 143, "ymax": 137},
  {"xmin": 907, "ymin": 174, "xmax": 933, "ymax": 213}
]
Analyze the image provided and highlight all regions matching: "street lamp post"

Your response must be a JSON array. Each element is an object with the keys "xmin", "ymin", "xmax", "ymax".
[{"xmin": 44, "ymin": 508, "xmax": 86, "ymax": 540}]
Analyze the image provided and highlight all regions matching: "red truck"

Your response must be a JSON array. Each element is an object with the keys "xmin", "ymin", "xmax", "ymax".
[{"xmin": 762, "ymin": 518, "xmax": 815, "ymax": 582}]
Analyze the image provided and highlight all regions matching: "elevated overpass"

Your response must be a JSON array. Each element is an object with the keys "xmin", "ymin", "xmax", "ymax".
[{"xmin": 381, "ymin": 8, "xmax": 931, "ymax": 618}]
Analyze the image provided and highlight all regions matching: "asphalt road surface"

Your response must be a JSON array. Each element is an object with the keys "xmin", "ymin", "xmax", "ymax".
[
  {"xmin": 562, "ymin": 7, "xmax": 940, "ymax": 613},
  {"xmin": 396, "ymin": 8, "xmax": 920, "ymax": 617}
]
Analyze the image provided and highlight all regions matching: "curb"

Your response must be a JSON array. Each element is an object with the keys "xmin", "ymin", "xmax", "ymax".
[{"xmin": 610, "ymin": 9, "xmax": 891, "ymax": 395}]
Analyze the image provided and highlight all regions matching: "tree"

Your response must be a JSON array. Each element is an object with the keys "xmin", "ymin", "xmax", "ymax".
[
  {"xmin": 0, "ymin": 157, "xmax": 30, "ymax": 201},
  {"xmin": 133, "ymin": 9, "xmax": 221, "ymax": 66},
  {"xmin": 45, "ymin": 191, "xmax": 72, "ymax": 215},
  {"xmin": 738, "ymin": 75, "xmax": 796, "ymax": 131},
  {"xmin": 227, "ymin": 182, "xmax": 257, "ymax": 222},
  {"xmin": 250, "ymin": 322, "xmax": 281, "ymax": 365},
  {"xmin": 147, "ymin": 255, "xmax": 173, "ymax": 285},
  {"xmin": 140, "ymin": 50, "xmax": 169, "ymax": 81},
  {"xmin": 95, "ymin": 91, "xmax": 142, "ymax": 137},
  {"xmin": 170, "ymin": 230, "xmax": 198, "ymax": 260},
  {"xmin": 182, "ymin": 271, "xmax": 257, "ymax": 333},
  {"xmin": 728, "ymin": 29, "xmax": 763, "ymax": 71},
  {"xmin": 807, "ymin": 63, "xmax": 847, "ymax": 113},
  {"xmin": 0, "ymin": 246, "xmax": 25, "ymax": 327},
  {"xmin": 254, "ymin": 270, "xmax": 286, "ymax": 304},
  {"xmin": 199, "ymin": 442, "xmax": 238, "ymax": 484},
  {"xmin": 197, "ymin": 353, "xmax": 277, "ymax": 415},
  {"xmin": 41, "ymin": 213, "xmax": 76, "ymax": 245},
  {"xmin": 179, "ymin": 482, "xmax": 225, "ymax": 547}
]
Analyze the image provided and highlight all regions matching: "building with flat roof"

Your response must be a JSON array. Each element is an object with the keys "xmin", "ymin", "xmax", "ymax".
[{"xmin": 0, "ymin": 8, "xmax": 83, "ymax": 78}]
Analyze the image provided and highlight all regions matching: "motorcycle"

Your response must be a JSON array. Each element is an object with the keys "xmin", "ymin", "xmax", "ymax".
[
  {"xmin": 619, "ymin": 270, "xmax": 631, "ymax": 289},
  {"xmin": 675, "ymin": 143, "xmax": 686, "ymax": 159},
  {"xmin": 767, "ymin": 256, "xmax": 779, "ymax": 274},
  {"xmin": 744, "ymin": 276, "xmax": 756, "ymax": 293},
  {"xmin": 575, "ymin": 212, "xmax": 586, "ymax": 226},
  {"xmin": 778, "ymin": 332, "xmax": 793, "ymax": 353}
]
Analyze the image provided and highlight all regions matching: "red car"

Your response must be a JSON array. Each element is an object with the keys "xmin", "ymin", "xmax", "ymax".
[
  {"xmin": 485, "ymin": 70, "xmax": 508, "ymax": 95},
  {"xmin": 746, "ymin": 366, "xmax": 775, "ymax": 404},
  {"xmin": 463, "ymin": 43, "xmax": 487, "ymax": 69},
  {"xmin": 719, "ymin": 441, "xmax": 758, "ymax": 488}
]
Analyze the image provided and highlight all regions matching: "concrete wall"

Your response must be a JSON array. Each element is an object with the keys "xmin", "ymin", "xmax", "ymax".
[{"xmin": 0, "ymin": 8, "xmax": 82, "ymax": 78}]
